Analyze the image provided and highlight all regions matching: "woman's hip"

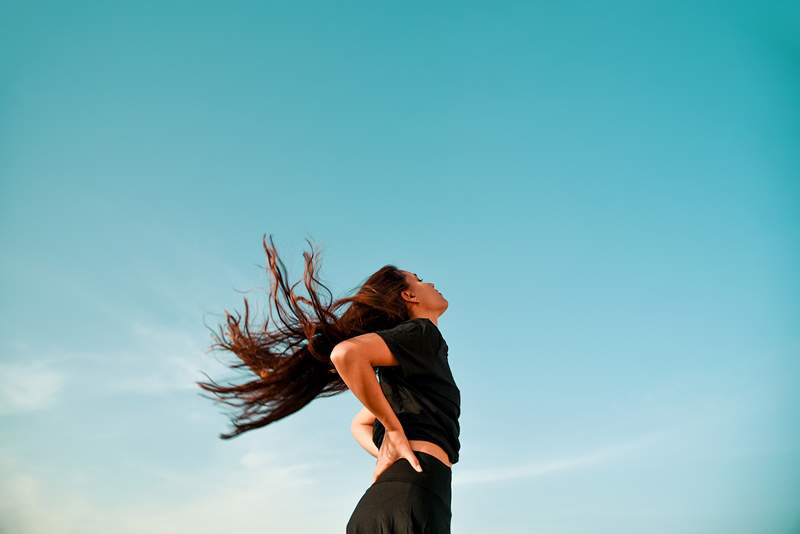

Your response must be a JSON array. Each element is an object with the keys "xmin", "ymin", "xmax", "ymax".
[
  {"xmin": 372, "ymin": 450, "xmax": 452, "ymax": 505},
  {"xmin": 346, "ymin": 451, "xmax": 452, "ymax": 533}
]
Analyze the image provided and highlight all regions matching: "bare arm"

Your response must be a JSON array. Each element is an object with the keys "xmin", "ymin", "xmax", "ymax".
[
  {"xmin": 331, "ymin": 331, "xmax": 423, "ymax": 478},
  {"xmin": 351, "ymin": 406, "xmax": 379, "ymax": 458},
  {"xmin": 330, "ymin": 332, "xmax": 402, "ymax": 433}
]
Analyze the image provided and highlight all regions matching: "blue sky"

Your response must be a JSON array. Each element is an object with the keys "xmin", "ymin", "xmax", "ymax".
[{"xmin": 1, "ymin": 2, "xmax": 798, "ymax": 533}]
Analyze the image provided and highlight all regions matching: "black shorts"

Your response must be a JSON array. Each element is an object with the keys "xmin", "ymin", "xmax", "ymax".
[{"xmin": 346, "ymin": 450, "xmax": 453, "ymax": 534}]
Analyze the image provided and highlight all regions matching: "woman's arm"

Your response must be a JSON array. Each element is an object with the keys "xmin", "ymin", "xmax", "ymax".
[
  {"xmin": 351, "ymin": 406, "xmax": 379, "ymax": 458},
  {"xmin": 330, "ymin": 333, "xmax": 402, "ymax": 433},
  {"xmin": 331, "ymin": 331, "xmax": 423, "ymax": 478}
]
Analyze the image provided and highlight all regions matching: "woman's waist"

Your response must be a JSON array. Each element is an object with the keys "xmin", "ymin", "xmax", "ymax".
[
  {"xmin": 373, "ymin": 447, "xmax": 453, "ymax": 507},
  {"xmin": 408, "ymin": 439, "xmax": 453, "ymax": 468}
]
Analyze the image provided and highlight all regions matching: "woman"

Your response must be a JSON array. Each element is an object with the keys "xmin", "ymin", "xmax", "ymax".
[{"xmin": 196, "ymin": 235, "xmax": 460, "ymax": 533}]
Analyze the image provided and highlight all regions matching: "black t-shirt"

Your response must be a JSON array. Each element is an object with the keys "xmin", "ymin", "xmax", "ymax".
[{"xmin": 371, "ymin": 317, "xmax": 461, "ymax": 464}]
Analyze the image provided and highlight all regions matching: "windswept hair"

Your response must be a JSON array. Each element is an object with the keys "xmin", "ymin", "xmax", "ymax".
[{"xmin": 196, "ymin": 234, "xmax": 412, "ymax": 439}]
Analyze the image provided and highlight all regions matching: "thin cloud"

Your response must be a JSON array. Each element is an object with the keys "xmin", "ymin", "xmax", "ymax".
[
  {"xmin": 453, "ymin": 429, "xmax": 670, "ymax": 486},
  {"xmin": 0, "ymin": 447, "xmax": 349, "ymax": 534},
  {"xmin": 106, "ymin": 321, "xmax": 232, "ymax": 395},
  {"xmin": 0, "ymin": 361, "xmax": 65, "ymax": 415},
  {"xmin": 2, "ymin": 320, "xmax": 241, "ymax": 399}
]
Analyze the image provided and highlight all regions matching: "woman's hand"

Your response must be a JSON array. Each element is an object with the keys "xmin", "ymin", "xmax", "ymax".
[{"xmin": 372, "ymin": 428, "xmax": 423, "ymax": 483}]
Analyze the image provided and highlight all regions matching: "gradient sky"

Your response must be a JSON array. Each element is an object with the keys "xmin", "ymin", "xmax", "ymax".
[{"xmin": 1, "ymin": 2, "xmax": 798, "ymax": 533}]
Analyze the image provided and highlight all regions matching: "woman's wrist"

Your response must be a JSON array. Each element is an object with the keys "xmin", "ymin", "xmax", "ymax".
[{"xmin": 380, "ymin": 414, "xmax": 404, "ymax": 433}]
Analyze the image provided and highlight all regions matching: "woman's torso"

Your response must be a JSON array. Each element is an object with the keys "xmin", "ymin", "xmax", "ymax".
[{"xmin": 373, "ymin": 317, "xmax": 460, "ymax": 469}]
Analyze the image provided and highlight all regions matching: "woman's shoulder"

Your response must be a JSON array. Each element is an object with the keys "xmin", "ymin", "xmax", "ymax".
[
  {"xmin": 376, "ymin": 317, "xmax": 443, "ymax": 352},
  {"xmin": 413, "ymin": 318, "xmax": 447, "ymax": 356},
  {"xmin": 414, "ymin": 317, "xmax": 444, "ymax": 341}
]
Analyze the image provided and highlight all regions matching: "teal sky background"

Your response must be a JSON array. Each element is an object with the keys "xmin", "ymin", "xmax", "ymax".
[{"xmin": 1, "ymin": 2, "xmax": 798, "ymax": 533}]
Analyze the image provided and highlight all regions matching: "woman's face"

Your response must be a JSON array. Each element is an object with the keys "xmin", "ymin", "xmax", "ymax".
[{"xmin": 400, "ymin": 270, "xmax": 448, "ymax": 315}]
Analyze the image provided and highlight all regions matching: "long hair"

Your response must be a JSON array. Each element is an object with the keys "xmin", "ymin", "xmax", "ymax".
[{"xmin": 196, "ymin": 234, "xmax": 411, "ymax": 439}]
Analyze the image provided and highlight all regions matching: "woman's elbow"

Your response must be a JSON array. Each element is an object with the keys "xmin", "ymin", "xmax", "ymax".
[{"xmin": 330, "ymin": 341, "xmax": 357, "ymax": 368}]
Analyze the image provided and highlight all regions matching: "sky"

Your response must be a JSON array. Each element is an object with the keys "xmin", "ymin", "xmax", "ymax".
[{"xmin": 1, "ymin": 1, "xmax": 798, "ymax": 533}]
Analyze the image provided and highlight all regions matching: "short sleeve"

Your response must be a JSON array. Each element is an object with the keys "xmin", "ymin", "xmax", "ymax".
[{"xmin": 374, "ymin": 318, "xmax": 437, "ymax": 378}]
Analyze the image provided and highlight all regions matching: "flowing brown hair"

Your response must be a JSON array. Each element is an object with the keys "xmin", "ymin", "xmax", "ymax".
[{"xmin": 196, "ymin": 234, "xmax": 412, "ymax": 439}]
